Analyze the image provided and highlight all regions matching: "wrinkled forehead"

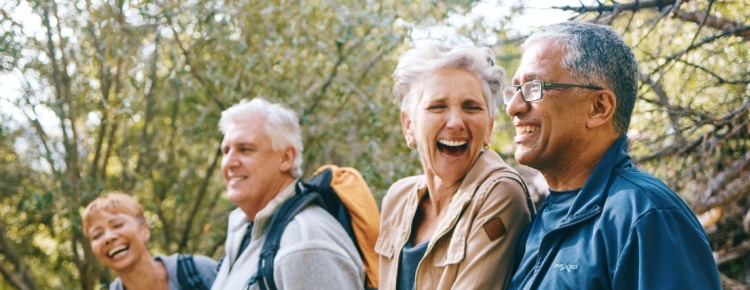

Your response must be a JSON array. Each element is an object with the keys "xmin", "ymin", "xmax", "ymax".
[
  {"xmin": 408, "ymin": 67, "xmax": 489, "ymax": 111},
  {"xmin": 513, "ymin": 42, "xmax": 569, "ymax": 84}
]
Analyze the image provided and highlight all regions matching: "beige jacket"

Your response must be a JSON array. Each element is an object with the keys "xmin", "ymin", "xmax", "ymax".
[{"xmin": 376, "ymin": 150, "xmax": 531, "ymax": 290}]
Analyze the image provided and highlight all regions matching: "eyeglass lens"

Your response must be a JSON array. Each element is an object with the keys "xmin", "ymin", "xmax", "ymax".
[{"xmin": 503, "ymin": 81, "xmax": 542, "ymax": 104}]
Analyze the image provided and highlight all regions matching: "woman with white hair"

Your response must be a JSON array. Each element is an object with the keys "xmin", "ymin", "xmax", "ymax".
[{"xmin": 375, "ymin": 40, "xmax": 533, "ymax": 290}]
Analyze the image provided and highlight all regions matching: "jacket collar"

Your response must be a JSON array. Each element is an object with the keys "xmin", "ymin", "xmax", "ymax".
[
  {"xmin": 563, "ymin": 135, "xmax": 632, "ymax": 222},
  {"xmin": 227, "ymin": 181, "xmax": 297, "ymax": 236},
  {"xmin": 423, "ymin": 150, "xmax": 512, "ymax": 238},
  {"xmin": 223, "ymin": 181, "xmax": 296, "ymax": 272},
  {"xmin": 453, "ymin": 150, "xmax": 511, "ymax": 208},
  {"xmin": 412, "ymin": 151, "xmax": 510, "ymax": 208}
]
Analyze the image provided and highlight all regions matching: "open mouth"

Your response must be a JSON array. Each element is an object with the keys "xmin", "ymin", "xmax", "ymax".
[
  {"xmin": 516, "ymin": 125, "xmax": 538, "ymax": 135},
  {"xmin": 108, "ymin": 245, "xmax": 129, "ymax": 258},
  {"xmin": 437, "ymin": 139, "xmax": 468, "ymax": 157}
]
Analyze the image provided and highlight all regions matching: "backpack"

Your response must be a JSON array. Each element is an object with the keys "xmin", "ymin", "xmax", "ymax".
[
  {"xmin": 176, "ymin": 254, "xmax": 211, "ymax": 290},
  {"xmin": 254, "ymin": 165, "xmax": 380, "ymax": 290}
]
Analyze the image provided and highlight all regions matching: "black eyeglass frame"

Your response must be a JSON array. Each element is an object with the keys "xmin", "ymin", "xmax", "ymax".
[{"xmin": 502, "ymin": 80, "xmax": 603, "ymax": 104}]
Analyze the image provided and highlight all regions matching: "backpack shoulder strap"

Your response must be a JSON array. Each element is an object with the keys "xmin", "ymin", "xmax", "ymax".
[
  {"xmin": 306, "ymin": 168, "xmax": 356, "ymax": 241},
  {"xmin": 176, "ymin": 254, "xmax": 210, "ymax": 290},
  {"xmin": 255, "ymin": 180, "xmax": 321, "ymax": 290}
]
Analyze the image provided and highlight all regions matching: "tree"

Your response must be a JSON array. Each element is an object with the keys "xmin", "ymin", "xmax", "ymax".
[
  {"xmin": 3, "ymin": 0, "xmax": 747, "ymax": 287},
  {"xmin": 0, "ymin": 0, "xmax": 501, "ymax": 288}
]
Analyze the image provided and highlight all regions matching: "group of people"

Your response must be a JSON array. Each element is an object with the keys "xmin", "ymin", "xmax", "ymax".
[{"xmin": 82, "ymin": 22, "xmax": 722, "ymax": 289}]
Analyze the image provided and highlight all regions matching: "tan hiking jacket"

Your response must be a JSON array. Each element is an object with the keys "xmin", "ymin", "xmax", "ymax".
[{"xmin": 376, "ymin": 150, "xmax": 531, "ymax": 290}]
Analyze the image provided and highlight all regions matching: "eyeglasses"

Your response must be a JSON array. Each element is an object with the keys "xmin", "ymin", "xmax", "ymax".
[{"xmin": 502, "ymin": 80, "xmax": 603, "ymax": 104}]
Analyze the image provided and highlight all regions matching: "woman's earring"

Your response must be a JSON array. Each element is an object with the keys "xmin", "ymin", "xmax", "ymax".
[{"xmin": 484, "ymin": 143, "xmax": 490, "ymax": 150}]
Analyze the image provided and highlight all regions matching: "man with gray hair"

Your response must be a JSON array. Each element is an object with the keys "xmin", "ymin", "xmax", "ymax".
[
  {"xmin": 504, "ymin": 22, "xmax": 721, "ymax": 289},
  {"xmin": 211, "ymin": 98, "xmax": 365, "ymax": 289}
]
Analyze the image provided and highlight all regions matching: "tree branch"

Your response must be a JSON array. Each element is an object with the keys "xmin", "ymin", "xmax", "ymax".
[
  {"xmin": 716, "ymin": 240, "xmax": 750, "ymax": 266},
  {"xmin": 640, "ymin": 71, "xmax": 686, "ymax": 143},
  {"xmin": 632, "ymin": 2, "xmax": 675, "ymax": 49},
  {"xmin": 134, "ymin": 31, "xmax": 161, "ymax": 176},
  {"xmin": 672, "ymin": 58, "xmax": 744, "ymax": 85},
  {"xmin": 41, "ymin": 1, "xmax": 74, "ymax": 179},
  {"xmin": 165, "ymin": 13, "xmax": 226, "ymax": 110},
  {"xmin": 0, "ymin": 221, "xmax": 39, "ymax": 290},
  {"xmin": 638, "ymin": 95, "xmax": 714, "ymax": 123},
  {"xmin": 553, "ymin": 0, "xmax": 678, "ymax": 14},
  {"xmin": 0, "ymin": 264, "xmax": 33, "ymax": 290},
  {"xmin": 554, "ymin": 0, "xmax": 749, "ymax": 41},
  {"xmin": 50, "ymin": 0, "xmax": 81, "ymax": 195},
  {"xmin": 99, "ymin": 118, "xmax": 118, "ymax": 183},
  {"xmin": 634, "ymin": 135, "xmax": 703, "ymax": 163},
  {"xmin": 649, "ymin": 25, "xmax": 747, "ymax": 79},
  {"xmin": 87, "ymin": 0, "xmax": 114, "ymax": 182},
  {"xmin": 178, "ymin": 147, "xmax": 222, "ymax": 253},
  {"xmin": 694, "ymin": 149, "xmax": 750, "ymax": 213},
  {"xmin": 302, "ymin": 28, "xmax": 371, "ymax": 119},
  {"xmin": 673, "ymin": 8, "xmax": 750, "ymax": 40},
  {"xmin": 635, "ymin": 98, "xmax": 750, "ymax": 164},
  {"xmin": 19, "ymin": 96, "xmax": 60, "ymax": 178}
]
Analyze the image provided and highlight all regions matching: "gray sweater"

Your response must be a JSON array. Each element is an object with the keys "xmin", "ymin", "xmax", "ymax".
[{"xmin": 211, "ymin": 182, "xmax": 365, "ymax": 290}]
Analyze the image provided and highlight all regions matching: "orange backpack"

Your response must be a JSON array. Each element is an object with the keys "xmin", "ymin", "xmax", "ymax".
[{"xmin": 255, "ymin": 165, "xmax": 380, "ymax": 290}]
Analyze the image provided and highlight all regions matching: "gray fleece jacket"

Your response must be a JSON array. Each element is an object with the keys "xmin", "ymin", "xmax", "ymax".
[{"xmin": 211, "ymin": 182, "xmax": 365, "ymax": 290}]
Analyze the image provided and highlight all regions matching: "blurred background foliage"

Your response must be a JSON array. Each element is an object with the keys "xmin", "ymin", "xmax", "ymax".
[{"xmin": 0, "ymin": 0, "xmax": 748, "ymax": 288}]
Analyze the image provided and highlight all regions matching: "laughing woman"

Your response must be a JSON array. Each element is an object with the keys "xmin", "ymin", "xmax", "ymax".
[
  {"xmin": 375, "ymin": 40, "xmax": 533, "ymax": 290},
  {"xmin": 83, "ymin": 192, "xmax": 217, "ymax": 289}
]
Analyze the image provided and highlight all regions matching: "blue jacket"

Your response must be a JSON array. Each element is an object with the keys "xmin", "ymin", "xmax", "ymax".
[{"xmin": 508, "ymin": 136, "xmax": 721, "ymax": 290}]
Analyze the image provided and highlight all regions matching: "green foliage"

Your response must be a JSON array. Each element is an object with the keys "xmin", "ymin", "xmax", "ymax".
[
  {"xmin": 3, "ymin": 0, "xmax": 748, "ymax": 288},
  {"xmin": 0, "ymin": 0, "xmax": 519, "ymax": 288}
]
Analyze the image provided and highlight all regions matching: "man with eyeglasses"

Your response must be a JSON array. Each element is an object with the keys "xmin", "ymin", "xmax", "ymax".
[{"xmin": 504, "ymin": 22, "xmax": 720, "ymax": 289}]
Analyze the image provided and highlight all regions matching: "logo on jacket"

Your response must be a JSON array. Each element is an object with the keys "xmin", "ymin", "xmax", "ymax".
[
  {"xmin": 483, "ymin": 217, "xmax": 506, "ymax": 241},
  {"xmin": 553, "ymin": 263, "xmax": 578, "ymax": 272}
]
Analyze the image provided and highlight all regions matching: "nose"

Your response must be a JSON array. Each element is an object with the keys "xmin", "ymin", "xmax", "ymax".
[
  {"xmin": 103, "ymin": 230, "xmax": 117, "ymax": 245},
  {"xmin": 505, "ymin": 90, "xmax": 530, "ymax": 117},
  {"xmin": 445, "ymin": 108, "xmax": 465, "ymax": 130},
  {"xmin": 222, "ymin": 149, "xmax": 240, "ymax": 169}
]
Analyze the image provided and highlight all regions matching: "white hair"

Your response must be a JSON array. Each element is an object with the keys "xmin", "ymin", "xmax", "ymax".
[
  {"xmin": 392, "ymin": 39, "xmax": 505, "ymax": 118},
  {"xmin": 218, "ymin": 98, "xmax": 304, "ymax": 178}
]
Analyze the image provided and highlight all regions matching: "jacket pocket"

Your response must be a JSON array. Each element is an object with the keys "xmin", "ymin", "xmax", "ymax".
[
  {"xmin": 433, "ymin": 230, "xmax": 467, "ymax": 267},
  {"xmin": 375, "ymin": 227, "xmax": 395, "ymax": 259}
]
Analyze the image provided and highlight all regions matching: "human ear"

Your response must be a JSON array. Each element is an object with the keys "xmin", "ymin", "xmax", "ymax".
[
  {"xmin": 140, "ymin": 223, "xmax": 151, "ymax": 241},
  {"xmin": 401, "ymin": 111, "xmax": 415, "ymax": 148},
  {"xmin": 278, "ymin": 146, "xmax": 296, "ymax": 172},
  {"xmin": 587, "ymin": 90, "xmax": 616, "ymax": 129},
  {"xmin": 485, "ymin": 118, "xmax": 495, "ymax": 146}
]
